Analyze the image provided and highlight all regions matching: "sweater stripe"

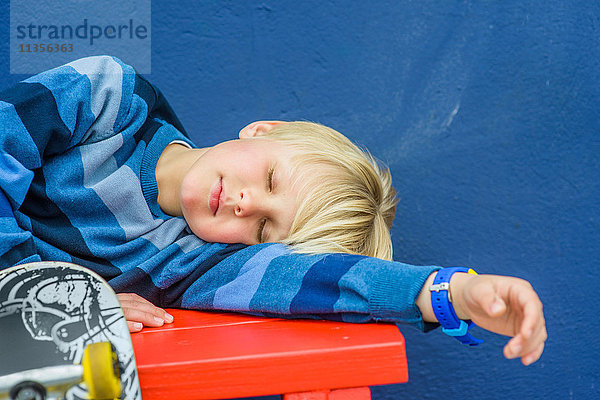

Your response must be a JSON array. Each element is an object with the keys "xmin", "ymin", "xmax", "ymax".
[
  {"xmin": 133, "ymin": 74, "xmax": 189, "ymax": 137},
  {"xmin": 66, "ymin": 56, "xmax": 123, "ymax": 130},
  {"xmin": 0, "ymin": 82, "xmax": 72, "ymax": 161},
  {"xmin": 0, "ymin": 231, "xmax": 37, "ymax": 267},
  {"xmin": 0, "ymin": 190, "xmax": 11, "ymax": 218},
  {"xmin": 24, "ymin": 65, "xmax": 94, "ymax": 138},
  {"xmin": 167, "ymin": 243, "xmax": 247, "ymax": 308},
  {"xmin": 20, "ymin": 167, "xmax": 119, "ymax": 276},
  {"xmin": 212, "ymin": 243, "xmax": 288, "ymax": 311},
  {"xmin": 290, "ymin": 253, "xmax": 364, "ymax": 314}
]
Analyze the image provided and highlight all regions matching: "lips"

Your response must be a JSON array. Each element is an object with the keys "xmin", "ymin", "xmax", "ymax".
[{"xmin": 209, "ymin": 177, "xmax": 222, "ymax": 215}]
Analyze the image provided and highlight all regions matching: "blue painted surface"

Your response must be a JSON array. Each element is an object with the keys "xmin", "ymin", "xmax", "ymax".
[{"xmin": 1, "ymin": 1, "xmax": 599, "ymax": 399}]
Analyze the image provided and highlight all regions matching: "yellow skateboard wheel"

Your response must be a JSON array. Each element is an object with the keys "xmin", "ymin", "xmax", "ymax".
[{"xmin": 81, "ymin": 342, "xmax": 122, "ymax": 399}]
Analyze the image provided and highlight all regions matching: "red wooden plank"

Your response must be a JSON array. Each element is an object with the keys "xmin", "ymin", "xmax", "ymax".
[
  {"xmin": 132, "ymin": 310, "xmax": 407, "ymax": 400},
  {"xmin": 284, "ymin": 392, "xmax": 329, "ymax": 400},
  {"xmin": 329, "ymin": 388, "xmax": 371, "ymax": 400},
  {"xmin": 284, "ymin": 388, "xmax": 371, "ymax": 400}
]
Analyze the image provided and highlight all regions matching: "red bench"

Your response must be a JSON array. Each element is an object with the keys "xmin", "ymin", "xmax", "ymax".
[{"xmin": 131, "ymin": 309, "xmax": 408, "ymax": 400}]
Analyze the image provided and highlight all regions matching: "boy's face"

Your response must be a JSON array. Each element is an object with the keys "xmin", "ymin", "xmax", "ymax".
[{"xmin": 180, "ymin": 136, "xmax": 300, "ymax": 245}]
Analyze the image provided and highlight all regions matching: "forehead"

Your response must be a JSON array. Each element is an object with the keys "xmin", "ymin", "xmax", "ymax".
[
  {"xmin": 237, "ymin": 135, "xmax": 302, "ymax": 180},
  {"xmin": 254, "ymin": 139, "xmax": 304, "ymax": 182},
  {"xmin": 236, "ymin": 138, "xmax": 297, "ymax": 167},
  {"xmin": 241, "ymin": 137, "xmax": 291, "ymax": 153}
]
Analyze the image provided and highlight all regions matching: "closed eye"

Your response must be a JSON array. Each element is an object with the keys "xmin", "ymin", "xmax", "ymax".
[
  {"xmin": 257, "ymin": 168, "xmax": 274, "ymax": 243},
  {"xmin": 267, "ymin": 168, "xmax": 274, "ymax": 192}
]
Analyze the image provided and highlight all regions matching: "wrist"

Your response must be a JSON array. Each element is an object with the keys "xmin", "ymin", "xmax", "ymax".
[
  {"xmin": 449, "ymin": 272, "xmax": 477, "ymax": 320},
  {"xmin": 429, "ymin": 267, "xmax": 483, "ymax": 346},
  {"xmin": 416, "ymin": 270, "xmax": 477, "ymax": 322}
]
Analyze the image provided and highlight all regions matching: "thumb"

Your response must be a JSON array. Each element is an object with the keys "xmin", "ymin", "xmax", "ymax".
[
  {"xmin": 488, "ymin": 296, "xmax": 506, "ymax": 317},
  {"xmin": 468, "ymin": 279, "xmax": 505, "ymax": 317}
]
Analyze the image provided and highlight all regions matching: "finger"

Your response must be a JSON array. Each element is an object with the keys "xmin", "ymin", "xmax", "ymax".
[
  {"xmin": 118, "ymin": 294, "xmax": 174, "ymax": 322},
  {"xmin": 517, "ymin": 288, "xmax": 543, "ymax": 339},
  {"xmin": 505, "ymin": 323, "xmax": 547, "ymax": 362},
  {"xmin": 503, "ymin": 335, "xmax": 523, "ymax": 359},
  {"xmin": 122, "ymin": 307, "xmax": 167, "ymax": 327},
  {"xmin": 117, "ymin": 293, "xmax": 147, "ymax": 303},
  {"xmin": 120, "ymin": 298, "xmax": 165, "ymax": 318},
  {"xmin": 117, "ymin": 292, "xmax": 140, "ymax": 300},
  {"xmin": 505, "ymin": 323, "xmax": 547, "ymax": 361},
  {"xmin": 521, "ymin": 321, "xmax": 547, "ymax": 358},
  {"xmin": 489, "ymin": 296, "xmax": 506, "ymax": 317},
  {"xmin": 521, "ymin": 342, "xmax": 545, "ymax": 366},
  {"xmin": 118, "ymin": 293, "xmax": 155, "ymax": 308},
  {"xmin": 127, "ymin": 321, "xmax": 143, "ymax": 333}
]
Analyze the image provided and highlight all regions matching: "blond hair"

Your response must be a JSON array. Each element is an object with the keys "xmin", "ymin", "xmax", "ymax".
[{"xmin": 253, "ymin": 121, "xmax": 398, "ymax": 260}]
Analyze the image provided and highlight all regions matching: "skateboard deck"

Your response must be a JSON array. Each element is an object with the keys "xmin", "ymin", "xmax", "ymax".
[{"xmin": 0, "ymin": 262, "xmax": 141, "ymax": 400}]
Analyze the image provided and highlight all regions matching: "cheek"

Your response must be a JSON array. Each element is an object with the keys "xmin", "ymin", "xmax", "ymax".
[
  {"xmin": 180, "ymin": 173, "xmax": 203, "ymax": 212},
  {"xmin": 189, "ymin": 219, "xmax": 255, "ymax": 245}
]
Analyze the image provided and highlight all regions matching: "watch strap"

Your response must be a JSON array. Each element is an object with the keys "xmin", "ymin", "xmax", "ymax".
[{"xmin": 430, "ymin": 267, "xmax": 483, "ymax": 346}]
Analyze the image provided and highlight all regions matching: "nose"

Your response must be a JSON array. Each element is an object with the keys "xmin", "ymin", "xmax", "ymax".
[{"xmin": 234, "ymin": 189, "xmax": 264, "ymax": 217}]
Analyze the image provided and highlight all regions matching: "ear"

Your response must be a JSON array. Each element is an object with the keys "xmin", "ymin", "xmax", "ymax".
[{"xmin": 239, "ymin": 121, "xmax": 286, "ymax": 139}]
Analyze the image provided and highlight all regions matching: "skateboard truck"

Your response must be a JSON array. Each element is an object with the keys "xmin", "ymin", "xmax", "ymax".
[{"xmin": 0, "ymin": 342, "xmax": 121, "ymax": 400}]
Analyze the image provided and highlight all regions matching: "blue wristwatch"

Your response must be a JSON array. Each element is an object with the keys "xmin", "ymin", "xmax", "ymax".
[{"xmin": 429, "ymin": 267, "xmax": 483, "ymax": 346}]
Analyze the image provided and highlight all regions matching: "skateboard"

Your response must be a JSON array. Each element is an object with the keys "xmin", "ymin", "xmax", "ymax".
[{"xmin": 0, "ymin": 262, "xmax": 141, "ymax": 400}]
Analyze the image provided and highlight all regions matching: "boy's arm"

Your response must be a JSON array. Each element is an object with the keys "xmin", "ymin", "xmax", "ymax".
[
  {"xmin": 415, "ymin": 271, "xmax": 547, "ymax": 365},
  {"xmin": 114, "ymin": 243, "xmax": 546, "ymax": 365},
  {"xmin": 0, "ymin": 55, "xmax": 181, "ymax": 266},
  {"xmin": 0, "ymin": 187, "xmax": 41, "ymax": 266},
  {"xmin": 110, "ymin": 243, "xmax": 441, "ymax": 330},
  {"xmin": 0, "ymin": 55, "xmax": 178, "ymax": 209}
]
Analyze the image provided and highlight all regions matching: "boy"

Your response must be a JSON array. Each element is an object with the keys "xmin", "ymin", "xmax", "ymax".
[{"xmin": 0, "ymin": 56, "xmax": 546, "ymax": 366}]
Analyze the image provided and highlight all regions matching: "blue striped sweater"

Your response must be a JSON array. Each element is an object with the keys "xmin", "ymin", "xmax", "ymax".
[{"xmin": 0, "ymin": 56, "xmax": 440, "ymax": 331}]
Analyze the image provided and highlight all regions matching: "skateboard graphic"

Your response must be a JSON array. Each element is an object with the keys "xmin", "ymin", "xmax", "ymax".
[{"xmin": 0, "ymin": 262, "xmax": 141, "ymax": 400}]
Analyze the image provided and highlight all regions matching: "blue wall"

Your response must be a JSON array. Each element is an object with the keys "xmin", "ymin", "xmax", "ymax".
[{"xmin": 1, "ymin": 1, "xmax": 598, "ymax": 399}]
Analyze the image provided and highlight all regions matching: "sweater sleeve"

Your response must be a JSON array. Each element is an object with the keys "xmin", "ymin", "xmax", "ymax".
[
  {"xmin": 0, "ymin": 55, "xmax": 181, "ymax": 204},
  {"xmin": 110, "ymin": 242, "xmax": 441, "ymax": 331},
  {"xmin": 0, "ymin": 55, "xmax": 176, "ymax": 266}
]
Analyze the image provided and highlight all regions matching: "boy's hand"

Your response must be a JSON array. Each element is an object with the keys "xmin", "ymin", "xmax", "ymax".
[
  {"xmin": 116, "ymin": 293, "xmax": 174, "ymax": 333},
  {"xmin": 417, "ymin": 272, "xmax": 547, "ymax": 366},
  {"xmin": 450, "ymin": 274, "xmax": 547, "ymax": 365}
]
